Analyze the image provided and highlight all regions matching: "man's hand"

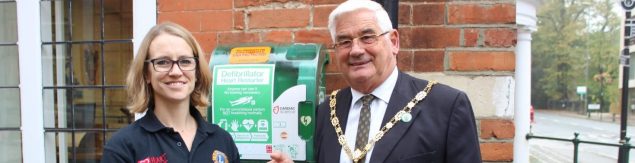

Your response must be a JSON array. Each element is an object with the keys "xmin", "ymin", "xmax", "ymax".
[{"xmin": 267, "ymin": 151, "xmax": 294, "ymax": 163}]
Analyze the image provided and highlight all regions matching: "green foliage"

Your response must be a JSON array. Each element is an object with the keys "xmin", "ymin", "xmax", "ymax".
[{"xmin": 532, "ymin": 0, "xmax": 620, "ymax": 111}]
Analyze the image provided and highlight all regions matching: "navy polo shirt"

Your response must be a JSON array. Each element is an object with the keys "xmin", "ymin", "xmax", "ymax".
[{"xmin": 102, "ymin": 106, "xmax": 240, "ymax": 163}]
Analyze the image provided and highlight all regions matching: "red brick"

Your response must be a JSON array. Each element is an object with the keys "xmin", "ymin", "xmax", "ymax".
[
  {"xmin": 158, "ymin": 12, "xmax": 201, "ymax": 32},
  {"xmin": 235, "ymin": 0, "xmax": 261, "ymax": 8},
  {"xmin": 413, "ymin": 51, "xmax": 444, "ymax": 72},
  {"xmin": 235, "ymin": 11, "xmax": 245, "ymax": 30},
  {"xmin": 448, "ymin": 4, "xmax": 515, "ymax": 24},
  {"xmin": 484, "ymin": 28, "xmax": 517, "ymax": 48},
  {"xmin": 264, "ymin": 0, "xmax": 312, "ymax": 4},
  {"xmin": 295, "ymin": 30, "xmax": 331, "ymax": 45},
  {"xmin": 263, "ymin": 31, "xmax": 292, "ymax": 43},
  {"xmin": 398, "ymin": 4, "xmax": 411, "ymax": 25},
  {"xmin": 397, "ymin": 50, "xmax": 413, "ymax": 72},
  {"xmin": 201, "ymin": 11, "xmax": 233, "ymax": 32},
  {"xmin": 480, "ymin": 119, "xmax": 515, "ymax": 139},
  {"xmin": 158, "ymin": 0, "xmax": 186, "ymax": 12},
  {"xmin": 192, "ymin": 32, "xmax": 217, "ymax": 57},
  {"xmin": 399, "ymin": 27, "xmax": 460, "ymax": 48},
  {"xmin": 218, "ymin": 32, "xmax": 260, "ymax": 44},
  {"xmin": 413, "ymin": 3, "xmax": 445, "ymax": 25},
  {"xmin": 249, "ymin": 9, "xmax": 310, "ymax": 29},
  {"xmin": 480, "ymin": 142, "xmax": 513, "ymax": 161},
  {"xmin": 449, "ymin": 51, "xmax": 515, "ymax": 71},
  {"xmin": 397, "ymin": 28, "xmax": 413, "ymax": 48},
  {"xmin": 464, "ymin": 28, "xmax": 480, "ymax": 47},
  {"xmin": 325, "ymin": 73, "xmax": 348, "ymax": 93},
  {"xmin": 314, "ymin": 5, "xmax": 337, "ymax": 27},
  {"xmin": 236, "ymin": 0, "xmax": 312, "ymax": 8},
  {"xmin": 313, "ymin": 0, "xmax": 346, "ymax": 5},
  {"xmin": 186, "ymin": 0, "xmax": 232, "ymax": 10}
]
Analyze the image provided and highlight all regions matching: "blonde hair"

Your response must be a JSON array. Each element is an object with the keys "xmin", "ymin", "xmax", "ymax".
[
  {"xmin": 126, "ymin": 22, "xmax": 212, "ymax": 113},
  {"xmin": 328, "ymin": 0, "xmax": 393, "ymax": 42}
]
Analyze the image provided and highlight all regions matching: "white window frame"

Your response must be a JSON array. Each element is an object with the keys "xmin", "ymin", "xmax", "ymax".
[{"xmin": 17, "ymin": 1, "xmax": 155, "ymax": 162}]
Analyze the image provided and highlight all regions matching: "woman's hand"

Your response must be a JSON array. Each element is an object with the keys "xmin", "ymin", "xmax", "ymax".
[{"xmin": 267, "ymin": 151, "xmax": 294, "ymax": 163}]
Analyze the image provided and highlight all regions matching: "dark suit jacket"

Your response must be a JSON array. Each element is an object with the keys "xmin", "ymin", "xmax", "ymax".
[{"xmin": 315, "ymin": 72, "xmax": 481, "ymax": 163}]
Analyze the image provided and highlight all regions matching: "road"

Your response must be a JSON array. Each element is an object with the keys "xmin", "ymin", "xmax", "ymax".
[{"xmin": 530, "ymin": 110, "xmax": 635, "ymax": 163}]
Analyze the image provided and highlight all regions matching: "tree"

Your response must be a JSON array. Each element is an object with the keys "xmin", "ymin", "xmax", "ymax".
[
  {"xmin": 584, "ymin": 0, "xmax": 620, "ymax": 112},
  {"xmin": 532, "ymin": 0, "xmax": 620, "ymax": 111}
]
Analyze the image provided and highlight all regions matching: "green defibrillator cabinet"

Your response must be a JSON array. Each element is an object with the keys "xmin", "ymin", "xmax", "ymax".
[{"xmin": 207, "ymin": 43, "xmax": 328, "ymax": 162}]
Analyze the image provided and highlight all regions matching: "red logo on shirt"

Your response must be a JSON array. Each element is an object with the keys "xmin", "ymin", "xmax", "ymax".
[{"xmin": 137, "ymin": 153, "xmax": 167, "ymax": 163}]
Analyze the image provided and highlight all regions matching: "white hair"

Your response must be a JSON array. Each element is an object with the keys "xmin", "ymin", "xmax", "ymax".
[{"xmin": 327, "ymin": 0, "xmax": 393, "ymax": 42}]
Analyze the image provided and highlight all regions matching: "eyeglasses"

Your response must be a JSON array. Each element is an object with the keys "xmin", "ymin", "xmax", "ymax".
[
  {"xmin": 145, "ymin": 57, "xmax": 198, "ymax": 72},
  {"xmin": 332, "ymin": 30, "xmax": 391, "ymax": 50}
]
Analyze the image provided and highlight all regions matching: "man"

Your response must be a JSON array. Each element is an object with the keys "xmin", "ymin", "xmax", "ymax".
[{"xmin": 270, "ymin": 0, "xmax": 481, "ymax": 162}]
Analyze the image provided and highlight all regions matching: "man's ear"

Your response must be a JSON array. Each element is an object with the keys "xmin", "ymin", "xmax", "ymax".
[{"xmin": 389, "ymin": 30, "xmax": 400, "ymax": 55}]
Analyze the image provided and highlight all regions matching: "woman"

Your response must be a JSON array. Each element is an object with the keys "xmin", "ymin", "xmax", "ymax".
[{"xmin": 102, "ymin": 22, "xmax": 239, "ymax": 163}]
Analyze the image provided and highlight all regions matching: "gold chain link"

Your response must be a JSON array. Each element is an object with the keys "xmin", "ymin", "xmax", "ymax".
[{"xmin": 329, "ymin": 81, "xmax": 437, "ymax": 163}]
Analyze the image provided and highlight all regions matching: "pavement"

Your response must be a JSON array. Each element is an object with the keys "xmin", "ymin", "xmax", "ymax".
[{"xmin": 536, "ymin": 109, "xmax": 635, "ymax": 126}]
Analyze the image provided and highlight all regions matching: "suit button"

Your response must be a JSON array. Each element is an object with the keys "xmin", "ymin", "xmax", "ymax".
[{"xmin": 177, "ymin": 142, "xmax": 182, "ymax": 146}]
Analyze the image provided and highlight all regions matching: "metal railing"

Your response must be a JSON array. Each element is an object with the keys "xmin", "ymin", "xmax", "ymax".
[{"xmin": 527, "ymin": 132, "xmax": 635, "ymax": 163}]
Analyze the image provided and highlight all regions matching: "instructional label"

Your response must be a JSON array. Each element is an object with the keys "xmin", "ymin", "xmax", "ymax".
[
  {"xmin": 213, "ymin": 64, "xmax": 274, "ymax": 144},
  {"xmin": 212, "ymin": 64, "xmax": 308, "ymax": 160}
]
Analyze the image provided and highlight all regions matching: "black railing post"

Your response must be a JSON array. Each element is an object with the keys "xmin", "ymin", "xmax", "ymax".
[
  {"xmin": 573, "ymin": 132, "xmax": 580, "ymax": 163},
  {"xmin": 622, "ymin": 137, "xmax": 631, "ymax": 163},
  {"xmin": 619, "ymin": 9, "xmax": 632, "ymax": 163}
]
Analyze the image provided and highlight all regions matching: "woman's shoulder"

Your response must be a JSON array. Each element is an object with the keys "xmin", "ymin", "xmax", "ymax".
[
  {"xmin": 202, "ymin": 123, "xmax": 232, "ymax": 137},
  {"xmin": 105, "ymin": 122, "xmax": 145, "ymax": 146}
]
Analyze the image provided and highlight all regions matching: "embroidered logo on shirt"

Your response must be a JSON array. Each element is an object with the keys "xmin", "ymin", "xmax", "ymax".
[
  {"xmin": 212, "ymin": 150, "xmax": 229, "ymax": 163},
  {"xmin": 137, "ymin": 153, "xmax": 167, "ymax": 163}
]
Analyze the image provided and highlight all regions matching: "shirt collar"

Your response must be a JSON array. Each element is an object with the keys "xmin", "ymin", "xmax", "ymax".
[
  {"xmin": 351, "ymin": 67, "xmax": 398, "ymax": 104},
  {"xmin": 138, "ymin": 105, "xmax": 216, "ymax": 134}
]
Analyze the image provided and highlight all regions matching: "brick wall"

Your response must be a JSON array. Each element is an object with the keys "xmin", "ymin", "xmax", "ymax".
[{"xmin": 158, "ymin": 0, "xmax": 516, "ymax": 162}]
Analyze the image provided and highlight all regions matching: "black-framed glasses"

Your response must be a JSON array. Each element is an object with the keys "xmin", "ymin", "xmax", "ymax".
[
  {"xmin": 332, "ymin": 30, "xmax": 391, "ymax": 50},
  {"xmin": 145, "ymin": 57, "xmax": 198, "ymax": 72}
]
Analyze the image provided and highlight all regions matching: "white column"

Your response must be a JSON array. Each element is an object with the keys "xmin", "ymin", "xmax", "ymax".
[
  {"xmin": 515, "ymin": 0, "xmax": 539, "ymax": 162},
  {"xmin": 133, "ymin": 0, "xmax": 156, "ymax": 120},
  {"xmin": 514, "ymin": 27, "xmax": 534, "ymax": 163},
  {"xmin": 133, "ymin": 0, "xmax": 156, "ymax": 56},
  {"xmin": 17, "ymin": 0, "xmax": 45, "ymax": 162}
]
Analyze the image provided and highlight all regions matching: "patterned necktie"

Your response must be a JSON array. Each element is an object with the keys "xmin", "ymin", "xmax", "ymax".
[{"xmin": 355, "ymin": 94, "xmax": 374, "ymax": 163}]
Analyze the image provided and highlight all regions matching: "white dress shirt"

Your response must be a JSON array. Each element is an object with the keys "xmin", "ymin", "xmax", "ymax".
[{"xmin": 339, "ymin": 68, "xmax": 398, "ymax": 163}]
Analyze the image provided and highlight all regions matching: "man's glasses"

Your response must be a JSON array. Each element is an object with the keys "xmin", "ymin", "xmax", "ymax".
[
  {"xmin": 145, "ymin": 57, "xmax": 198, "ymax": 72},
  {"xmin": 332, "ymin": 30, "xmax": 391, "ymax": 50}
]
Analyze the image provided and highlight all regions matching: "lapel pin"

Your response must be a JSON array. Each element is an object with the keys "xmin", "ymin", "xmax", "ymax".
[{"xmin": 401, "ymin": 112, "xmax": 412, "ymax": 122}]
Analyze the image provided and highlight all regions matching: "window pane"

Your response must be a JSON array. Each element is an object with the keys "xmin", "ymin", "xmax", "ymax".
[
  {"xmin": 0, "ymin": 2, "xmax": 17, "ymax": 42},
  {"xmin": 45, "ymin": 131, "xmax": 104, "ymax": 163},
  {"xmin": 105, "ymin": 88, "xmax": 129, "ymax": 129},
  {"xmin": 104, "ymin": 43, "xmax": 132, "ymax": 85},
  {"xmin": 0, "ymin": 46, "xmax": 18, "ymax": 86},
  {"xmin": 0, "ymin": 131, "xmax": 22, "ymax": 163},
  {"xmin": 41, "ymin": 0, "xmax": 103, "ymax": 42},
  {"xmin": 43, "ymin": 89, "xmax": 70, "ymax": 128},
  {"xmin": 0, "ymin": 88, "xmax": 20, "ymax": 128},
  {"xmin": 43, "ymin": 88, "xmax": 103, "ymax": 129},
  {"xmin": 104, "ymin": 0, "xmax": 132, "ymax": 40},
  {"xmin": 75, "ymin": 131, "xmax": 104, "ymax": 162},
  {"xmin": 42, "ymin": 43, "xmax": 103, "ymax": 86}
]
